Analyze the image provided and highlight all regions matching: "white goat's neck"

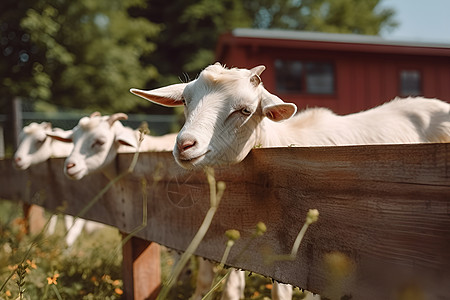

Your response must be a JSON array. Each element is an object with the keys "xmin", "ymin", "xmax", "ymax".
[
  {"xmin": 48, "ymin": 138, "xmax": 73, "ymax": 158},
  {"xmin": 138, "ymin": 133, "xmax": 177, "ymax": 152},
  {"xmin": 254, "ymin": 107, "xmax": 339, "ymax": 147},
  {"xmin": 255, "ymin": 118, "xmax": 300, "ymax": 148}
]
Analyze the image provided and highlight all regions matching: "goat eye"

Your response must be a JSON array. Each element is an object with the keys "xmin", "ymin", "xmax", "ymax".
[
  {"xmin": 92, "ymin": 139, "xmax": 105, "ymax": 148},
  {"xmin": 240, "ymin": 107, "xmax": 252, "ymax": 116},
  {"xmin": 181, "ymin": 97, "xmax": 186, "ymax": 105}
]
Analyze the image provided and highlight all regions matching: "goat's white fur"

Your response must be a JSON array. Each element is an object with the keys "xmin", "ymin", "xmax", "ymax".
[
  {"xmin": 131, "ymin": 63, "xmax": 450, "ymax": 300},
  {"xmin": 47, "ymin": 113, "xmax": 177, "ymax": 180},
  {"xmin": 131, "ymin": 63, "xmax": 450, "ymax": 171},
  {"xmin": 14, "ymin": 122, "xmax": 73, "ymax": 170},
  {"xmin": 190, "ymin": 258, "xmax": 217, "ymax": 300},
  {"xmin": 13, "ymin": 122, "xmax": 100, "ymax": 247}
]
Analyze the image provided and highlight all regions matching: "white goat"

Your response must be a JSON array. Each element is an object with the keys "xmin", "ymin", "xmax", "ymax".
[
  {"xmin": 46, "ymin": 112, "xmax": 216, "ymax": 299},
  {"xmin": 130, "ymin": 63, "xmax": 450, "ymax": 300},
  {"xmin": 130, "ymin": 63, "xmax": 450, "ymax": 170},
  {"xmin": 47, "ymin": 112, "xmax": 177, "ymax": 180},
  {"xmin": 14, "ymin": 122, "xmax": 73, "ymax": 170},
  {"xmin": 13, "ymin": 122, "xmax": 98, "ymax": 247}
]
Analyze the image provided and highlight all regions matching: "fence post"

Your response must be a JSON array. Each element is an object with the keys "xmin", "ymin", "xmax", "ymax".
[
  {"xmin": 0, "ymin": 125, "xmax": 4, "ymax": 159},
  {"xmin": 12, "ymin": 97, "xmax": 47, "ymax": 235},
  {"xmin": 122, "ymin": 235, "xmax": 161, "ymax": 300},
  {"xmin": 12, "ymin": 97, "xmax": 22, "ymax": 150}
]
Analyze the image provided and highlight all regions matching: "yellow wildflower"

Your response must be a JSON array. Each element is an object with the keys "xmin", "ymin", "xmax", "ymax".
[
  {"xmin": 102, "ymin": 274, "xmax": 111, "ymax": 282},
  {"xmin": 26, "ymin": 259, "xmax": 37, "ymax": 269},
  {"xmin": 251, "ymin": 291, "xmax": 260, "ymax": 298},
  {"xmin": 7, "ymin": 265, "xmax": 17, "ymax": 271},
  {"xmin": 47, "ymin": 273, "xmax": 60, "ymax": 285}
]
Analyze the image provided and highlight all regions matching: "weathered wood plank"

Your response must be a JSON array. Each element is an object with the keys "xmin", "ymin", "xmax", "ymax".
[{"xmin": 1, "ymin": 143, "xmax": 449, "ymax": 300}]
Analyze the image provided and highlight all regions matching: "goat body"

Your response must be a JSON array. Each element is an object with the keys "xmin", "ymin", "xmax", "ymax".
[{"xmin": 259, "ymin": 97, "xmax": 450, "ymax": 148}]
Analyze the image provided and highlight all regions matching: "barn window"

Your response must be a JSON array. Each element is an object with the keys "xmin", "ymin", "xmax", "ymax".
[
  {"xmin": 400, "ymin": 70, "xmax": 422, "ymax": 96},
  {"xmin": 275, "ymin": 59, "xmax": 335, "ymax": 95}
]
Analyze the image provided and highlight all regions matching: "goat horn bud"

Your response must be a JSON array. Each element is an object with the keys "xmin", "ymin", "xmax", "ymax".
[
  {"xmin": 42, "ymin": 122, "xmax": 52, "ymax": 130},
  {"xmin": 107, "ymin": 113, "xmax": 128, "ymax": 127},
  {"xmin": 90, "ymin": 111, "xmax": 101, "ymax": 117}
]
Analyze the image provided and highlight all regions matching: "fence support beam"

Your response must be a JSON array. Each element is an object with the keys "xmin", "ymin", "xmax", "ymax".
[{"xmin": 122, "ymin": 235, "xmax": 161, "ymax": 300}]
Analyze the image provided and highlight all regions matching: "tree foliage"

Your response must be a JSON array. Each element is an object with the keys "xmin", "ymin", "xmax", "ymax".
[
  {"xmin": 0, "ymin": 0, "xmax": 397, "ymax": 112},
  {"xmin": 244, "ymin": 0, "xmax": 397, "ymax": 34},
  {"xmin": 136, "ymin": 0, "xmax": 396, "ymax": 88},
  {"xmin": 1, "ymin": 0, "xmax": 159, "ymax": 113},
  {"xmin": 130, "ymin": 0, "xmax": 251, "ymax": 87}
]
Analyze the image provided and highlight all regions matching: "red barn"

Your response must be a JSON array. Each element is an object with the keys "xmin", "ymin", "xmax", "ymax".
[{"xmin": 216, "ymin": 28, "xmax": 450, "ymax": 114}]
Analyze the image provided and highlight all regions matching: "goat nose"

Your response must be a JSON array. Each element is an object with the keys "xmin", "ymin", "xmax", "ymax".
[
  {"xmin": 15, "ymin": 157, "xmax": 21, "ymax": 163},
  {"xmin": 177, "ymin": 134, "xmax": 198, "ymax": 153},
  {"xmin": 179, "ymin": 139, "xmax": 197, "ymax": 152},
  {"xmin": 66, "ymin": 162, "xmax": 76, "ymax": 169}
]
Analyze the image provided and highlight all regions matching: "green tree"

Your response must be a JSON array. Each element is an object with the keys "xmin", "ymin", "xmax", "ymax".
[
  {"xmin": 244, "ymin": 0, "xmax": 397, "ymax": 34},
  {"xmin": 0, "ymin": 0, "xmax": 397, "ymax": 150},
  {"xmin": 0, "ymin": 0, "xmax": 159, "ymax": 113},
  {"xmin": 136, "ymin": 0, "xmax": 396, "ymax": 89},
  {"xmin": 130, "ymin": 0, "xmax": 251, "ymax": 87}
]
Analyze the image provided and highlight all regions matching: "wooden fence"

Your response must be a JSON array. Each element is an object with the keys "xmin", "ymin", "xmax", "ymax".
[{"xmin": 1, "ymin": 143, "xmax": 449, "ymax": 300}]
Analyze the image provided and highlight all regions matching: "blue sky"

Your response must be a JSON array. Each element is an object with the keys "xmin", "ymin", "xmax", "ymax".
[{"xmin": 380, "ymin": 0, "xmax": 450, "ymax": 43}]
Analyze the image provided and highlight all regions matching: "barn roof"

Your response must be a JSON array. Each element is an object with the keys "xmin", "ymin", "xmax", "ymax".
[
  {"xmin": 232, "ymin": 28, "xmax": 450, "ymax": 49},
  {"xmin": 217, "ymin": 28, "xmax": 450, "ymax": 57}
]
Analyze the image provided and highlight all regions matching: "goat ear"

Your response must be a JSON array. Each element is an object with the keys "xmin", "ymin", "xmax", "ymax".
[
  {"xmin": 260, "ymin": 89, "xmax": 297, "ymax": 122},
  {"xmin": 115, "ymin": 129, "xmax": 138, "ymax": 149},
  {"xmin": 263, "ymin": 104, "xmax": 297, "ymax": 122},
  {"xmin": 250, "ymin": 65, "xmax": 266, "ymax": 76},
  {"xmin": 46, "ymin": 130, "xmax": 73, "ymax": 143},
  {"xmin": 250, "ymin": 65, "xmax": 266, "ymax": 87},
  {"xmin": 250, "ymin": 74, "xmax": 261, "ymax": 87},
  {"xmin": 116, "ymin": 136, "xmax": 138, "ymax": 148},
  {"xmin": 130, "ymin": 83, "xmax": 187, "ymax": 107}
]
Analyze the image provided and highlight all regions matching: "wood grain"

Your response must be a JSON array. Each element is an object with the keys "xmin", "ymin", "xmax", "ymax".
[{"xmin": 1, "ymin": 143, "xmax": 449, "ymax": 300}]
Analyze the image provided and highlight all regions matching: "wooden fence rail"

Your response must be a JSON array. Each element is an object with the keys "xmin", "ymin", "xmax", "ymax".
[{"xmin": 1, "ymin": 143, "xmax": 449, "ymax": 300}]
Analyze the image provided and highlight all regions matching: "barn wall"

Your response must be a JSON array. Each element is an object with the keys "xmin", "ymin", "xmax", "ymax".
[{"xmin": 216, "ymin": 35, "xmax": 450, "ymax": 115}]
